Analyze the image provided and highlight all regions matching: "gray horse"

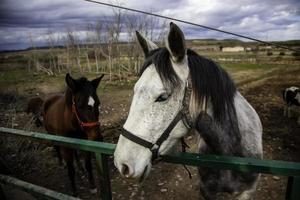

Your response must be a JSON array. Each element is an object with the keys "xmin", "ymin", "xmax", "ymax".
[{"xmin": 114, "ymin": 22, "xmax": 263, "ymax": 200}]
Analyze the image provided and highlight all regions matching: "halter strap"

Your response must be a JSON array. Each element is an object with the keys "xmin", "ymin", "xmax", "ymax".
[
  {"xmin": 71, "ymin": 96, "xmax": 100, "ymax": 129},
  {"xmin": 122, "ymin": 129, "xmax": 153, "ymax": 150},
  {"xmin": 122, "ymin": 111, "xmax": 184, "ymax": 160}
]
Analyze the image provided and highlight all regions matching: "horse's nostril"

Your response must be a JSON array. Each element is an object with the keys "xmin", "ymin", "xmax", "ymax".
[{"xmin": 121, "ymin": 164, "xmax": 131, "ymax": 177}]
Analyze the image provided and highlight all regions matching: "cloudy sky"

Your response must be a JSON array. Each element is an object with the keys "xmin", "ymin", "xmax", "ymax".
[{"xmin": 0, "ymin": 0, "xmax": 299, "ymax": 50}]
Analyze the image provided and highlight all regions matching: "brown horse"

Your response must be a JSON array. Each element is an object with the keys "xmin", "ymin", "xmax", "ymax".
[{"xmin": 42, "ymin": 73, "xmax": 104, "ymax": 196}]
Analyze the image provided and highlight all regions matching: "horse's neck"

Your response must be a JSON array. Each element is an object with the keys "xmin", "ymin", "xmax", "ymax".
[
  {"xmin": 63, "ymin": 92, "xmax": 84, "ymax": 132},
  {"xmin": 65, "ymin": 89, "xmax": 73, "ymax": 107},
  {"xmin": 196, "ymin": 108, "xmax": 242, "ymax": 156},
  {"xmin": 43, "ymin": 94, "xmax": 74, "ymax": 135}
]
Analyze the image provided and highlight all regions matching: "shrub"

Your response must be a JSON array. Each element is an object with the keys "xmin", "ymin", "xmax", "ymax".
[
  {"xmin": 292, "ymin": 52, "xmax": 300, "ymax": 57},
  {"xmin": 279, "ymin": 51, "xmax": 285, "ymax": 56}
]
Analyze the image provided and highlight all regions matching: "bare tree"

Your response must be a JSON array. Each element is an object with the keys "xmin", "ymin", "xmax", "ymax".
[
  {"xmin": 125, "ymin": 14, "xmax": 140, "ymax": 73},
  {"xmin": 47, "ymin": 28, "xmax": 59, "ymax": 74},
  {"xmin": 125, "ymin": 13, "xmax": 166, "ymax": 74},
  {"xmin": 85, "ymin": 25, "xmax": 93, "ymax": 72},
  {"xmin": 62, "ymin": 33, "xmax": 71, "ymax": 73},
  {"xmin": 28, "ymin": 33, "xmax": 39, "ymax": 72},
  {"xmin": 66, "ymin": 28, "xmax": 82, "ymax": 73},
  {"xmin": 107, "ymin": 24, "xmax": 114, "ymax": 81},
  {"xmin": 109, "ymin": 0, "xmax": 123, "ymax": 80}
]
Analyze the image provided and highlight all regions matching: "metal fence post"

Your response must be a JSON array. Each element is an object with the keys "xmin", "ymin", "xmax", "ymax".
[
  {"xmin": 95, "ymin": 153, "xmax": 112, "ymax": 200},
  {"xmin": 286, "ymin": 176, "xmax": 300, "ymax": 200}
]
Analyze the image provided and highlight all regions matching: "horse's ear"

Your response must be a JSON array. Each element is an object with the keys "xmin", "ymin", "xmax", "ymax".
[
  {"xmin": 65, "ymin": 73, "xmax": 78, "ymax": 92},
  {"xmin": 136, "ymin": 31, "xmax": 158, "ymax": 57},
  {"xmin": 91, "ymin": 74, "xmax": 104, "ymax": 89},
  {"xmin": 166, "ymin": 22, "xmax": 186, "ymax": 62}
]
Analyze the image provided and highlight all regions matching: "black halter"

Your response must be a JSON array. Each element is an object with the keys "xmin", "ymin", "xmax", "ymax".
[{"xmin": 121, "ymin": 77, "xmax": 193, "ymax": 161}]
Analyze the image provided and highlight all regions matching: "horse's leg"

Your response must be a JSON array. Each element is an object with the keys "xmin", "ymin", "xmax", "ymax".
[
  {"xmin": 196, "ymin": 136, "xmax": 218, "ymax": 200},
  {"xmin": 283, "ymin": 105, "xmax": 287, "ymax": 117},
  {"xmin": 0, "ymin": 184, "xmax": 6, "ymax": 200},
  {"xmin": 61, "ymin": 148, "xmax": 77, "ymax": 196},
  {"xmin": 84, "ymin": 151, "xmax": 97, "ymax": 194},
  {"xmin": 198, "ymin": 180, "xmax": 216, "ymax": 200},
  {"xmin": 54, "ymin": 145, "xmax": 63, "ymax": 166},
  {"xmin": 74, "ymin": 150, "xmax": 85, "ymax": 176},
  {"xmin": 287, "ymin": 105, "xmax": 292, "ymax": 118},
  {"xmin": 196, "ymin": 112, "xmax": 226, "ymax": 154},
  {"xmin": 235, "ymin": 175, "xmax": 260, "ymax": 200}
]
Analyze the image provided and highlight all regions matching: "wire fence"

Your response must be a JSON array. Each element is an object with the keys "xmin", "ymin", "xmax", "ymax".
[{"xmin": 83, "ymin": 0, "xmax": 300, "ymax": 52}]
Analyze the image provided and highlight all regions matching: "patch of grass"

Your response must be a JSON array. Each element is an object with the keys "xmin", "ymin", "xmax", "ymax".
[
  {"xmin": 222, "ymin": 63, "xmax": 279, "ymax": 71},
  {"xmin": 223, "ymin": 63, "xmax": 261, "ymax": 70},
  {"xmin": 98, "ymin": 78, "xmax": 136, "ymax": 93},
  {"xmin": 0, "ymin": 67, "xmax": 28, "ymax": 84}
]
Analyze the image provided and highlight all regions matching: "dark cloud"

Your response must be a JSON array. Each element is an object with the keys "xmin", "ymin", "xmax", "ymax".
[{"xmin": 0, "ymin": 0, "xmax": 299, "ymax": 50}]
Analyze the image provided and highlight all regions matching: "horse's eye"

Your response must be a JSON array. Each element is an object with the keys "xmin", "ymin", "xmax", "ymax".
[{"xmin": 155, "ymin": 93, "xmax": 169, "ymax": 102}]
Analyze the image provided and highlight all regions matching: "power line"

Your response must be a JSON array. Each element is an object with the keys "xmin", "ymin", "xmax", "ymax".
[{"xmin": 83, "ymin": 0, "xmax": 299, "ymax": 52}]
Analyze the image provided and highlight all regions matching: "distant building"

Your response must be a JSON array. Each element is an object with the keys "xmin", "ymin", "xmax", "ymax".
[
  {"xmin": 222, "ymin": 46, "xmax": 245, "ymax": 52},
  {"xmin": 245, "ymin": 47, "xmax": 253, "ymax": 52},
  {"xmin": 258, "ymin": 46, "xmax": 272, "ymax": 51},
  {"xmin": 191, "ymin": 45, "xmax": 220, "ymax": 51}
]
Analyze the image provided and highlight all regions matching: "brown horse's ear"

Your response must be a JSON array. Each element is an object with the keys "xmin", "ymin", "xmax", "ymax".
[
  {"xmin": 166, "ymin": 22, "xmax": 186, "ymax": 62},
  {"xmin": 65, "ymin": 73, "xmax": 78, "ymax": 92},
  {"xmin": 91, "ymin": 74, "xmax": 104, "ymax": 89}
]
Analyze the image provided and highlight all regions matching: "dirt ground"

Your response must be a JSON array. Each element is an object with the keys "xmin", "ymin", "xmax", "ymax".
[{"xmin": 0, "ymin": 65, "xmax": 300, "ymax": 200}]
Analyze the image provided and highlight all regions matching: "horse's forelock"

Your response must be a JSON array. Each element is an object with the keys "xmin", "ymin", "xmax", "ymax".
[{"xmin": 139, "ymin": 48, "xmax": 181, "ymax": 90}]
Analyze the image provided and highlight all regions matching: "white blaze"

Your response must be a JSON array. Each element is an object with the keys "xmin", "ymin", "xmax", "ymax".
[{"xmin": 88, "ymin": 96, "xmax": 95, "ymax": 107}]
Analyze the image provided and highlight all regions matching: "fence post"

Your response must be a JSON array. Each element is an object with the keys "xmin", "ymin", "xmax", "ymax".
[
  {"xmin": 286, "ymin": 176, "xmax": 300, "ymax": 200},
  {"xmin": 95, "ymin": 153, "xmax": 112, "ymax": 200}
]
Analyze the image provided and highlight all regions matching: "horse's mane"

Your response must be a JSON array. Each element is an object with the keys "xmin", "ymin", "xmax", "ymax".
[{"xmin": 139, "ymin": 47, "xmax": 237, "ymax": 125}]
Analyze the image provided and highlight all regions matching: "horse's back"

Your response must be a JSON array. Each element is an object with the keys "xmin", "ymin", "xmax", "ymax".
[
  {"xmin": 234, "ymin": 92, "xmax": 263, "ymax": 158},
  {"xmin": 42, "ymin": 94, "xmax": 66, "ymax": 135},
  {"xmin": 43, "ymin": 94, "xmax": 63, "ymax": 114}
]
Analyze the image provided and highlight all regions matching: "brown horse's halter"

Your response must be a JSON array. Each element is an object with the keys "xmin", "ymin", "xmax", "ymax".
[{"xmin": 71, "ymin": 96, "xmax": 100, "ymax": 129}]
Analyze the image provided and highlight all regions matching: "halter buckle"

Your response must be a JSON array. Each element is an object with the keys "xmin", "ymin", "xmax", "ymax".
[
  {"xmin": 150, "ymin": 144, "xmax": 160, "ymax": 161},
  {"xmin": 186, "ymin": 77, "xmax": 192, "ymax": 90},
  {"xmin": 151, "ymin": 144, "xmax": 159, "ymax": 151}
]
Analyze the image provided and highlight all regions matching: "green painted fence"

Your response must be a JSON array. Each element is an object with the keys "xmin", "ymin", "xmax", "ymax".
[{"xmin": 0, "ymin": 127, "xmax": 299, "ymax": 200}]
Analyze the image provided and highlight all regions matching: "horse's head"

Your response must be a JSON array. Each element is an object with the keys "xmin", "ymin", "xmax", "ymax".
[
  {"xmin": 114, "ymin": 23, "xmax": 191, "ymax": 181},
  {"xmin": 65, "ymin": 73, "xmax": 104, "ymax": 141}
]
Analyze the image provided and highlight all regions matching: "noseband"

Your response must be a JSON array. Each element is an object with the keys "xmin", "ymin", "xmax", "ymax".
[
  {"xmin": 121, "ymin": 76, "xmax": 193, "ymax": 161},
  {"xmin": 72, "ymin": 96, "xmax": 100, "ymax": 129}
]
